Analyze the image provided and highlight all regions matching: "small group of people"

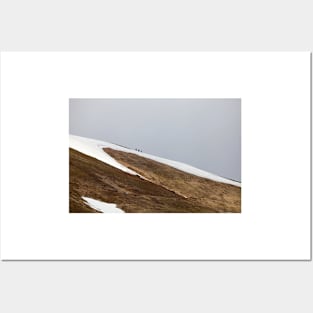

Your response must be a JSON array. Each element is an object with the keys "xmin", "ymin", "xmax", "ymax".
[{"xmin": 135, "ymin": 148, "xmax": 143, "ymax": 152}]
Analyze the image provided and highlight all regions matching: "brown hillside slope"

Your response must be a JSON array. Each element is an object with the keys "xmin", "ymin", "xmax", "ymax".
[
  {"xmin": 104, "ymin": 148, "xmax": 241, "ymax": 212},
  {"xmin": 70, "ymin": 148, "xmax": 241, "ymax": 213}
]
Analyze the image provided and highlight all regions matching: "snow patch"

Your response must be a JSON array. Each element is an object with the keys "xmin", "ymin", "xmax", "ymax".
[
  {"xmin": 70, "ymin": 135, "xmax": 141, "ymax": 176},
  {"xmin": 82, "ymin": 197, "xmax": 125, "ymax": 213}
]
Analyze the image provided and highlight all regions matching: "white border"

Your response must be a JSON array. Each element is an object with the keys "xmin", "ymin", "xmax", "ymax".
[{"xmin": 0, "ymin": 52, "xmax": 310, "ymax": 260}]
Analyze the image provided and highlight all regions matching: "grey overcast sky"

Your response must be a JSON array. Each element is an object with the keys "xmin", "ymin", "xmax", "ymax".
[{"xmin": 69, "ymin": 99, "xmax": 241, "ymax": 182}]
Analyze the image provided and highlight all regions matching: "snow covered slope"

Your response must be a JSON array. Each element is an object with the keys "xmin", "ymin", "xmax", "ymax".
[
  {"xmin": 70, "ymin": 135, "xmax": 140, "ymax": 176},
  {"xmin": 69, "ymin": 135, "xmax": 241, "ymax": 187}
]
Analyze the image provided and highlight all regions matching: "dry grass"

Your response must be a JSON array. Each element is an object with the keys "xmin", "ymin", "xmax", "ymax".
[{"xmin": 69, "ymin": 148, "xmax": 241, "ymax": 213}]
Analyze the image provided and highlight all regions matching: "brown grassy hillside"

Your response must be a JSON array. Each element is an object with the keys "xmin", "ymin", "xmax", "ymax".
[{"xmin": 69, "ymin": 148, "xmax": 241, "ymax": 213}]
